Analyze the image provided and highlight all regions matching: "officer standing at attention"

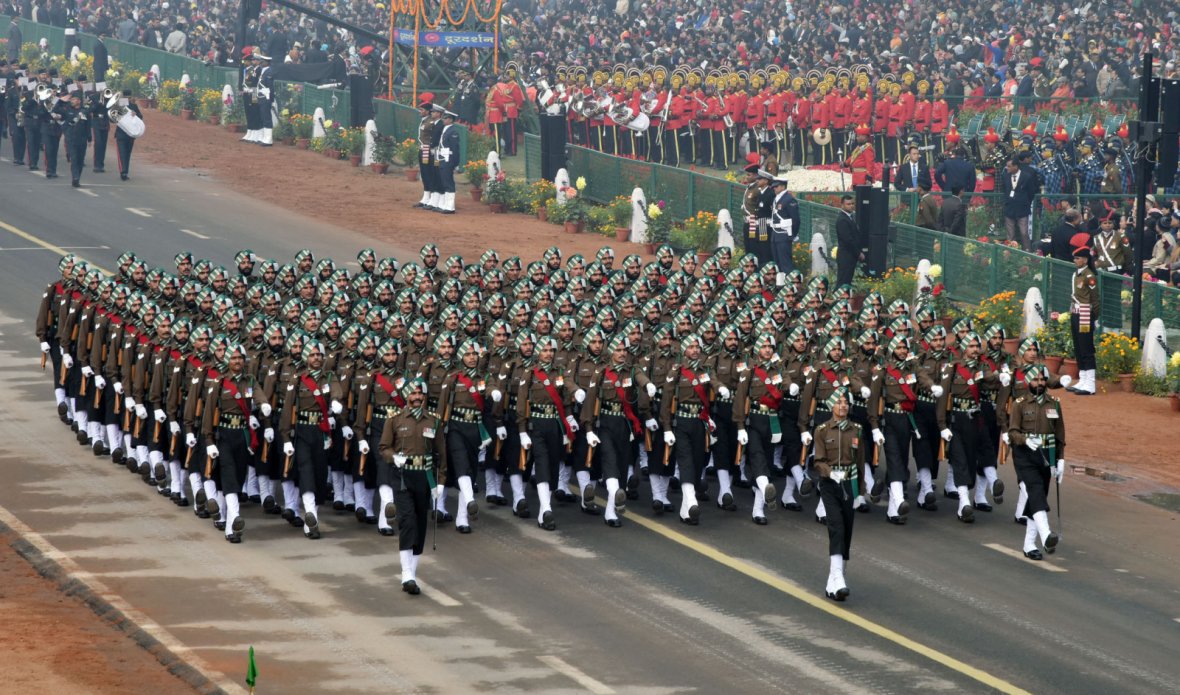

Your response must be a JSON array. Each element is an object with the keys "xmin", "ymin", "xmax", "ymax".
[
  {"xmin": 1068, "ymin": 239, "xmax": 1099, "ymax": 395},
  {"xmin": 435, "ymin": 109, "xmax": 460, "ymax": 214},
  {"xmin": 1006, "ymin": 365, "xmax": 1064, "ymax": 561},
  {"xmin": 812, "ymin": 387, "xmax": 863, "ymax": 601},
  {"xmin": 378, "ymin": 378, "xmax": 446, "ymax": 595}
]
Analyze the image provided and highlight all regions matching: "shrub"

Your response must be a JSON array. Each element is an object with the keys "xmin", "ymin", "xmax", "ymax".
[
  {"xmin": 1095, "ymin": 332, "xmax": 1140, "ymax": 378},
  {"xmin": 290, "ymin": 114, "xmax": 315, "ymax": 139},
  {"xmin": 974, "ymin": 290, "xmax": 1022, "ymax": 337}
]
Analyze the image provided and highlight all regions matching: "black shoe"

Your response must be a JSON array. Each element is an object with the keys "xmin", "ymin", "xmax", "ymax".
[
  {"xmin": 111, "ymin": 447, "xmax": 125, "ymax": 464},
  {"xmin": 304, "ymin": 513, "xmax": 321, "ymax": 539},
  {"xmin": 816, "ymin": 514, "xmax": 827, "ymax": 525},
  {"xmin": 612, "ymin": 489, "xmax": 627, "ymax": 515},
  {"xmin": 281, "ymin": 507, "xmax": 294, "ymax": 522},
  {"xmin": 580, "ymin": 502, "xmax": 602, "ymax": 516},
  {"xmin": 626, "ymin": 488, "xmax": 640, "ymax": 501},
  {"xmin": 538, "ymin": 511, "xmax": 556, "ymax": 531},
  {"xmin": 826, "ymin": 590, "xmax": 847, "ymax": 602},
  {"xmin": 734, "ymin": 478, "xmax": 752, "ymax": 489},
  {"xmin": 662, "ymin": 502, "xmax": 676, "ymax": 513},
  {"xmin": 870, "ymin": 478, "xmax": 885, "ymax": 500},
  {"xmin": 975, "ymin": 502, "xmax": 994, "ymax": 513},
  {"xmin": 1023, "ymin": 548, "xmax": 1043, "ymax": 561},
  {"xmin": 957, "ymin": 507, "xmax": 975, "ymax": 523},
  {"xmin": 263, "ymin": 496, "xmax": 278, "ymax": 513},
  {"xmin": 287, "ymin": 514, "xmax": 304, "ymax": 527},
  {"xmin": 28, "ymin": 165, "xmax": 38, "ymax": 171},
  {"xmin": 687, "ymin": 504, "xmax": 700, "ymax": 522},
  {"xmin": 226, "ymin": 533, "xmax": 242, "ymax": 543},
  {"xmin": 467, "ymin": 500, "xmax": 478, "ymax": 518},
  {"xmin": 1044, "ymin": 532, "xmax": 1060, "ymax": 553},
  {"xmin": 1015, "ymin": 516, "xmax": 1028, "ymax": 525},
  {"xmin": 13, "ymin": 161, "xmax": 24, "ymax": 166},
  {"xmin": 887, "ymin": 515, "xmax": 907, "ymax": 525},
  {"xmin": 92, "ymin": 441, "xmax": 105, "ymax": 456},
  {"xmin": 157, "ymin": 487, "xmax": 171, "ymax": 497},
  {"xmin": 836, "ymin": 587, "xmax": 850, "ymax": 600},
  {"xmin": 753, "ymin": 515, "xmax": 768, "ymax": 525},
  {"xmin": 782, "ymin": 501, "xmax": 802, "ymax": 512},
  {"xmin": 652, "ymin": 499, "xmax": 666, "ymax": 514},
  {"xmin": 553, "ymin": 489, "xmax": 574, "ymax": 503},
  {"xmin": 718, "ymin": 492, "xmax": 737, "ymax": 511},
  {"xmin": 355, "ymin": 507, "xmax": 368, "ymax": 522},
  {"xmin": 402, "ymin": 580, "xmax": 420, "ymax": 594},
  {"xmin": 991, "ymin": 479, "xmax": 1005, "ymax": 504},
  {"xmin": 944, "ymin": 489, "xmax": 960, "ymax": 500},
  {"xmin": 605, "ymin": 518, "xmax": 622, "ymax": 528},
  {"xmin": 195, "ymin": 507, "xmax": 210, "ymax": 519},
  {"xmin": 57, "ymin": 403, "xmax": 69, "ymax": 418},
  {"xmin": 488, "ymin": 495, "xmax": 508, "ymax": 506},
  {"xmin": 627, "ymin": 475, "xmax": 640, "ymax": 494},
  {"xmin": 919, "ymin": 492, "xmax": 938, "ymax": 511},
  {"xmin": 250, "ymin": 495, "xmax": 263, "ymax": 504},
  {"xmin": 680, "ymin": 515, "xmax": 699, "ymax": 526},
  {"xmin": 514, "ymin": 500, "xmax": 530, "ymax": 518},
  {"xmin": 46, "ymin": 173, "xmax": 57, "ymax": 179},
  {"xmin": 214, "ymin": 521, "xmax": 226, "ymax": 531},
  {"xmin": 378, "ymin": 527, "xmax": 396, "ymax": 536},
  {"xmin": 898, "ymin": 500, "xmax": 911, "ymax": 516},
  {"xmin": 205, "ymin": 497, "xmax": 220, "ymax": 517},
  {"xmin": 333, "ymin": 500, "xmax": 346, "ymax": 512},
  {"xmin": 855, "ymin": 501, "xmax": 871, "ymax": 513},
  {"xmin": 764, "ymin": 483, "xmax": 777, "ymax": 511},
  {"xmin": 71, "ymin": 179, "xmax": 79, "ymax": 187},
  {"xmin": 432, "ymin": 510, "xmax": 453, "ymax": 524},
  {"xmin": 153, "ymin": 463, "xmax": 166, "ymax": 484},
  {"xmin": 232, "ymin": 517, "xmax": 245, "ymax": 535},
  {"xmin": 120, "ymin": 174, "xmax": 128, "ymax": 181},
  {"xmin": 93, "ymin": 168, "xmax": 104, "ymax": 173},
  {"xmin": 365, "ymin": 515, "xmax": 378, "ymax": 525}
]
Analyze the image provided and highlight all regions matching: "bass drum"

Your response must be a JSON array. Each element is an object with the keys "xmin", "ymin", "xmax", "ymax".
[
  {"xmin": 116, "ymin": 111, "xmax": 146, "ymax": 139},
  {"xmin": 623, "ymin": 112, "xmax": 650, "ymax": 133}
]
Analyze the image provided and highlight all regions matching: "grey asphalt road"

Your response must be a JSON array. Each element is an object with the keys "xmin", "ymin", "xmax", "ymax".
[{"xmin": 0, "ymin": 153, "xmax": 1178, "ymax": 695}]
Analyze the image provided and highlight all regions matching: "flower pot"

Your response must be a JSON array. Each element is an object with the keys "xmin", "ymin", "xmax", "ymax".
[
  {"xmin": 406, "ymin": 168, "xmax": 419, "ymax": 181},
  {"xmin": 645, "ymin": 243, "xmax": 657, "ymax": 254},
  {"xmin": 296, "ymin": 137, "xmax": 310, "ymax": 149},
  {"xmin": 489, "ymin": 203, "xmax": 507, "ymax": 214},
  {"xmin": 615, "ymin": 226, "xmax": 630, "ymax": 241},
  {"xmin": 180, "ymin": 109, "xmax": 194, "ymax": 120},
  {"xmin": 470, "ymin": 188, "xmax": 483, "ymax": 203},
  {"xmin": 941, "ymin": 317, "xmax": 955, "ymax": 330},
  {"xmin": 208, "ymin": 115, "xmax": 220, "ymax": 126},
  {"xmin": 137, "ymin": 98, "xmax": 155, "ymax": 110},
  {"xmin": 1170, "ymin": 394, "xmax": 1180, "ymax": 412},
  {"xmin": 1118, "ymin": 373, "xmax": 1135, "ymax": 392},
  {"xmin": 324, "ymin": 148, "xmax": 340, "ymax": 159},
  {"xmin": 563, "ymin": 220, "xmax": 583, "ymax": 234},
  {"xmin": 281, "ymin": 137, "xmax": 295, "ymax": 146},
  {"xmin": 849, "ymin": 292, "xmax": 865, "ymax": 312},
  {"xmin": 697, "ymin": 252, "xmax": 711, "ymax": 265},
  {"xmin": 1043, "ymin": 355, "xmax": 1064, "ymax": 375},
  {"xmin": 226, "ymin": 123, "xmax": 244, "ymax": 133},
  {"xmin": 1059, "ymin": 358, "xmax": 1079, "ymax": 381},
  {"xmin": 537, "ymin": 208, "xmax": 548, "ymax": 223},
  {"xmin": 349, "ymin": 154, "xmax": 362, "ymax": 167},
  {"xmin": 370, "ymin": 163, "xmax": 389, "ymax": 174},
  {"xmin": 1003, "ymin": 337, "xmax": 1021, "ymax": 355}
]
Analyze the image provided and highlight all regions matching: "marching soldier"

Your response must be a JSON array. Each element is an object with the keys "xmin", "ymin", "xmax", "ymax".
[
  {"xmin": 659, "ymin": 334, "xmax": 715, "ymax": 525},
  {"xmin": 62, "ymin": 90, "xmax": 90, "ymax": 187},
  {"xmin": 517, "ymin": 335, "xmax": 576, "ymax": 530},
  {"xmin": 813, "ymin": 387, "xmax": 863, "ymax": 601},
  {"xmin": 735, "ymin": 334, "xmax": 798, "ymax": 524},
  {"xmin": 200, "ymin": 344, "xmax": 260, "ymax": 543},
  {"xmin": 436, "ymin": 338, "xmax": 492, "ymax": 534},
  {"xmin": 1007, "ymin": 365, "xmax": 1065, "ymax": 561},
  {"xmin": 113, "ymin": 90, "xmax": 142, "ymax": 180}
]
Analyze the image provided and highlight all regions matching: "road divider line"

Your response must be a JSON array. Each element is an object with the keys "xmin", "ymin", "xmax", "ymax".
[
  {"xmin": 982, "ymin": 543, "xmax": 1068, "ymax": 572},
  {"xmin": 412, "ymin": 580, "xmax": 462, "ymax": 607},
  {"xmin": 0, "ymin": 245, "xmax": 110, "ymax": 251},
  {"xmin": 125, "ymin": 207, "xmax": 151, "ymax": 217},
  {"xmin": 180, "ymin": 229, "xmax": 210, "ymax": 239},
  {"xmin": 0, "ymin": 216, "xmax": 111, "ymax": 274},
  {"xmin": 538, "ymin": 655, "xmax": 615, "ymax": 694},
  {"xmin": 626, "ymin": 513, "xmax": 1033, "ymax": 695},
  {"xmin": 78, "ymin": 189, "xmax": 99, "ymax": 198}
]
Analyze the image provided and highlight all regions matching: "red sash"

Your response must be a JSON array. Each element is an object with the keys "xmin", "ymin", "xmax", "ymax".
[
  {"xmin": 885, "ymin": 365, "xmax": 918, "ymax": 412},
  {"xmin": 603, "ymin": 366, "xmax": 643, "ymax": 435},
  {"xmin": 954, "ymin": 364, "xmax": 981, "ymax": 403},
  {"xmin": 455, "ymin": 373, "xmax": 486, "ymax": 411},
  {"xmin": 679, "ymin": 367, "xmax": 712, "ymax": 425},
  {"xmin": 187, "ymin": 354, "xmax": 204, "ymax": 370},
  {"xmin": 222, "ymin": 378, "xmax": 259, "ymax": 449},
  {"xmin": 373, "ymin": 372, "xmax": 407, "ymax": 408},
  {"xmin": 533, "ymin": 367, "xmax": 574, "ymax": 440},
  {"xmin": 820, "ymin": 367, "xmax": 839, "ymax": 385},
  {"xmin": 753, "ymin": 366, "xmax": 784, "ymax": 409},
  {"xmin": 54, "ymin": 282, "xmax": 64, "ymax": 296},
  {"xmin": 1015, "ymin": 368, "xmax": 1026, "ymax": 385},
  {"xmin": 299, "ymin": 374, "xmax": 333, "ymax": 434}
]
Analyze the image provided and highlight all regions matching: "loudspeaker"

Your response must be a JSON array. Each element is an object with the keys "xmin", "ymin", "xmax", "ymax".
[
  {"xmin": 1156, "ymin": 79, "xmax": 1180, "ymax": 188},
  {"xmin": 857, "ymin": 186, "xmax": 890, "ymax": 276},
  {"xmin": 539, "ymin": 114, "xmax": 568, "ymax": 181}
]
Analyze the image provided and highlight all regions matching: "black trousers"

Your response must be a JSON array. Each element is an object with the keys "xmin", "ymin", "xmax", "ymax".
[
  {"xmin": 353, "ymin": 417, "xmax": 382, "ymax": 489},
  {"xmin": 25, "ymin": 121, "xmax": 40, "ymax": 168},
  {"xmin": 438, "ymin": 163, "xmax": 456, "ymax": 193},
  {"xmin": 528, "ymin": 417, "xmax": 564, "ymax": 486},
  {"xmin": 780, "ymin": 400, "xmax": 802, "ymax": 474},
  {"xmin": 819, "ymin": 477, "xmax": 854, "ymax": 559},
  {"xmin": 394, "ymin": 467, "xmax": 431, "ymax": 553},
  {"xmin": 711, "ymin": 402, "xmax": 737, "ymax": 475},
  {"xmin": 245, "ymin": 100, "xmax": 260, "ymax": 130},
  {"xmin": 493, "ymin": 415, "xmax": 521, "ymax": 476},
  {"xmin": 42, "ymin": 125, "xmax": 61, "ymax": 176},
  {"xmin": 746, "ymin": 412, "xmax": 776, "ymax": 480},
  {"xmin": 1012, "ymin": 446, "xmax": 1052, "ymax": 515},
  {"xmin": 595, "ymin": 413, "xmax": 634, "ymax": 481},
  {"xmin": 115, "ymin": 134, "xmax": 134, "ymax": 176},
  {"xmin": 975, "ymin": 401, "xmax": 1000, "ymax": 472},
  {"xmin": 67, "ymin": 135, "xmax": 87, "ymax": 182},
  {"xmin": 294, "ymin": 423, "xmax": 330, "ymax": 505},
  {"xmin": 672, "ymin": 417, "xmax": 709, "ymax": 487},
  {"xmin": 883, "ymin": 412, "xmax": 915, "ymax": 484},
  {"xmin": 1071, "ymin": 312, "xmax": 1096, "ymax": 371},
  {"xmin": 91, "ymin": 124, "xmax": 108, "ymax": 169},
  {"xmin": 445, "ymin": 420, "xmax": 481, "ymax": 481},
  {"xmin": 216, "ymin": 427, "xmax": 251, "ymax": 495},
  {"xmin": 10, "ymin": 118, "xmax": 25, "ymax": 163},
  {"xmin": 913, "ymin": 402, "xmax": 939, "ymax": 473},
  {"xmin": 947, "ymin": 411, "xmax": 981, "ymax": 491}
]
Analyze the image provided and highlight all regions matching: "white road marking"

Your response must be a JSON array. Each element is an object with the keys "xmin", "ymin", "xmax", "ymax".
[
  {"xmin": 538, "ymin": 655, "xmax": 615, "ymax": 694},
  {"xmin": 125, "ymin": 207, "xmax": 152, "ymax": 217},
  {"xmin": 1114, "ymin": 568, "xmax": 1130, "ymax": 573},
  {"xmin": 0, "ymin": 245, "xmax": 110, "ymax": 251},
  {"xmin": 1174, "ymin": 618, "xmax": 1180, "ymax": 624},
  {"xmin": 180, "ymin": 229, "xmax": 210, "ymax": 239},
  {"xmin": 78, "ymin": 189, "xmax": 99, "ymax": 197},
  {"xmin": 982, "ymin": 544, "xmax": 1068, "ymax": 572},
  {"xmin": 412, "ymin": 580, "xmax": 461, "ymax": 607},
  {"xmin": 29, "ymin": 170, "xmax": 46, "ymax": 178}
]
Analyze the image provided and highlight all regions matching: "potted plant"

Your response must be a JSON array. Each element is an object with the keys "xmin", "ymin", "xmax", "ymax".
[
  {"xmin": 344, "ymin": 127, "xmax": 366, "ymax": 166},
  {"xmin": 1167, "ymin": 352, "xmax": 1180, "ymax": 412},
  {"xmin": 464, "ymin": 160, "xmax": 485, "ymax": 201},
  {"xmin": 544, "ymin": 198, "xmax": 566, "ymax": 225},
  {"xmin": 642, "ymin": 200, "xmax": 672, "ymax": 252},
  {"xmin": 483, "ymin": 171, "xmax": 511, "ymax": 213},
  {"xmin": 223, "ymin": 97, "xmax": 246, "ymax": 133},
  {"xmin": 608, "ymin": 195, "xmax": 632, "ymax": 241},
  {"xmin": 529, "ymin": 179, "xmax": 556, "ymax": 221},
  {"xmin": 586, "ymin": 206, "xmax": 613, "ymax": 235},
  {"xmin": 273, "ymin": 112, "xmax": 295, "ymax": 144},
  {"xmin": 681, "ymin": 211, "xmax": 719, "ymax": 263},
  {"xmin": 1036, "ymin": 311, "xmax": 1074, "ymax": 374},
  {"xmin": 1096, "ymin": 332, "xmax": 1141, "ymax": 392},
  {"xmin": 973, "ymin": 290, "xmax": 1023, "ymax": 352},
  {"xmin": 370, "ymin": 130, "xmax": 394, "ymax": 174},
  {"xmin": 291, "ymin": 114, "xmax": 313, "ymax": 147},
  {"xmin": 560, "ymin": 186, "xmax": 590, "ymax": 233},
  {"xmin": 396, "ymin": 138, "xmax": 421, "ymax": 167},
  {"xmin": 179, "ymin": 87, "xmax": 198, "ymax": 119},
  {"xmin": 323, "ymin": 126, "xmax": 344, "ymax": 159},
  {"xmin": 197, "ymin": 89, "xmax": 222, "ymax": 125}
]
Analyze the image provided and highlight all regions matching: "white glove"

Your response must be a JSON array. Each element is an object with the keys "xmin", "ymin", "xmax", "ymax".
[
  {"xmin": 328, "ymin": 417, "xmax": 336, "ymax": 429},
  {"xmin": 61, "ymin": 351, "xmax": 74, "ymax": 369},
  {"xmin": 249, "ymin": 415, "xmax": 260, "ymax": 430},
  {"xmin": 801, "ymin": 431, "xmax": 813, "ymax": 446},
  {"xmin": 930, "ymin": 385, "xmax": 944, "ymax": 398},
  {"xmin": 645, "ymin": 418, "xmax": 659, "ymax": 431},
  {"xmin": 872, "ymin": 428, "xmax": 885, "ymax": 445},
  {"xmin": 646, "ymin": 382, "xmax": 657, "ymax": 398},
  {"xmin": 519, "ymin": 432, "xmax": 532, "ymax": 450},
  {"xmin": 260, "ymin": 402, "xmax": 272, "ymax": 417},
  {"xmin": 663, "ymin": 431, "xmax": 676, "ymax": 446},
  {"xmin": 394, "ymin": 452, "xmax": 408, "ymax": 467},
  {"xmin": 323, "ymin": 438, "xmax": 332, "ymax": 450},
  {"xmin": 341, "ymin": 425, "xmax": 354, "ymax": 440},
  {"xmin": 135, "ymin": 404, "xmax": 147, "ymax": 420},
  {"xmin": 717, "ymin": 385, "xmax": 732, "ymax": 400},
  {"xmin": 737, "ymin": 429, "xmax": 749, "ymax": 445},
  {"xmin": 566, "ymin": 415, "xmax": 579, "ymax": 433},
  {"xmin": 264, "ymin": 427, "xmax": 275, "ymax": 443},
  {"xmin": 998, "ymin": 372, "xmax": 1011, "ymax": 387},
  {"xmin": 1001, "ymin": 432, "xmax": 1010, "ymax": 446},
  {"xmin": 169, "ymin": 421, "xmax": 180, "ymax": 436},
  {"xmin": 153, "ymin": 408, "xmax": 166, "ymax": 423},
  {"xmin": 789, "ymin": 383, "xmax": 800, "ymax": 396},
  {"xmin": 40, "ymin": 341, "xmax": 50, "ymax": 354},
  {"xmin": 491, "ymin": 389, "xmax": 502, "ymax": 403},
  {"xmin": 586, "ymin": 432, "xmax": 601, "ymax": 447},
  {"xmin": 574, "ymin": 388, "xmax": 586, "ymax": 404},
  {"xmin": 496, "ymin": 426, "xmax": 507, "ymax": 440},
  {"xmin": 1059, "ymin": 374, "xmax": 1073, "ymax": 388},
  {"xmin": 330, "ymin": 399, "xmax": 343, "ymax": 414},
  {"xmin": 185, "ymin": 433, "xmax": 197, "ymax": 448},
  {"xmin": 431, "ymin": 484, "xmax": 443, "ymax": 502},
  {"xmin": 1055, "ymin": 460, "xmax": 1064, "ymax": 482},
  {"xmin": 94, "ymin": 375, "xmax": 106, "ymax": 390},
  {"xmin": 358, "ymin": 440, "xmax": 370, "ymax": 455},
  {"xmin": 940, "ymin": 428, "xmax": 953, "ymax": 442},
  {"xmin": 81, "ymin": 365, "xmax": 94, "ymax": 378},
  {"xmin": 283, "ymin": 442, "xmax": 295, "ymax": 457},
  {"xmin": 1026, "ymin": 435, "xmax": 1041, "ymax": 451},
  {"xmin": 125, "ymin": 396, "xmax": 135, "ymax": 409},
  {"xmin": 860, "ymin": 386, "xmax": 871, "ymax": 400},
  {"xmin": 114, "ymin": 382, "xmax": 124, "ymax": 394},
  {"xmin": 206, "ymin": 444, "xmax": 219, "ymax": 459}
]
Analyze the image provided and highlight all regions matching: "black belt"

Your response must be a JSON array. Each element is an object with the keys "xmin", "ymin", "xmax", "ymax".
[
  {"xmin": 529, "ymin": 403, "xmax": 560, "ymax": 419},
  {"xmin": 219, "ymin": 413, "xmax": 247, "ymax": 429},
  {"xmin": 449, "ymin": 406, "xmax": 482, "ymax": 424},
  {"xmin": 296, "ymin": 411, "xmax": 322, "ymax": 425},
  {"xmin": 401, "ymin": 454, "xmax": 433, "ymax": 470}
]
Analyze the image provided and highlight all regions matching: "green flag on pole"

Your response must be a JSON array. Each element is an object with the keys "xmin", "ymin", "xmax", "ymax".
[{"xmin": 246, "ymin": 645, "xmax": 258, "ymax": 692}]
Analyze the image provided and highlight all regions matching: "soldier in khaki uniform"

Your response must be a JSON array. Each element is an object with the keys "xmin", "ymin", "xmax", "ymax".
[
  {"xmin": 436, "ymin": 338, "xmax": 493, "ymax": 534},
  {"xmin": 641, "ymin": 325, "xmax": 679, "ymax": 513},
  {"xmin": 735, "ymin": 333, "xmax": 798, "ymax": 524},
  {"xmin": 1069, "ymin": 244, "xmax": 1100, "ymax": 395},
  {"xmin": 812, "ymin": 387, "xmax": 864, "ymax": 601},
  {"xmin": 517, "ymin": 335, "xmax": 577, "ymax": 531},
  {"xmin": 1092, "ymin": 213, "xmax": 1128, "ymax": 274},
  {"xmin": 201, "ymin": 344, "xmax": 260, "ymax": 543},
  {"xmin": 659, "ymin": 334, "xmax": 716, "ymax": 526},
  {"xmin": 708, "ymin": 324, "xmax": 746, "ymax": 512},
  {"xmin": 1006, "ymin": 365, "xmax": 1065, "ymax": 561},
  {"xmin": 378, "ymin": 378, "xmax": 447, "ymax": 595}
]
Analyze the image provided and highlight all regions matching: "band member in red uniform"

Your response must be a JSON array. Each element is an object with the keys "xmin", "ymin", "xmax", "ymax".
[{"xmin": 843, "ymin": 125, "xmax": 876, "ymax": 186}]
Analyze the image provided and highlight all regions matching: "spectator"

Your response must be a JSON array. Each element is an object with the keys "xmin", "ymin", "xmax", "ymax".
[
  {"xmin": 115, "ymin": 11, "xmax": 138, "ymax": 44},
  {"xmin": 164, "ymin": 17, "xmax": 187, "ymax": 54},
  {"xmin": 1047, "ymin": 208, "xmax": 1083, "ymax": 262},
  {"xmin": 7, "ymin": 16, "xmax": 21, "ymax": 64},
  {"xmin": 939, "ymin": 186, "xmax": 967, "ymax": 237}
]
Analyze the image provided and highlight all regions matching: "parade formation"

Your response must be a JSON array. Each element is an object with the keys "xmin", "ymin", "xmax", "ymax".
[{"xmin": 37, "ymin": 242, "xmax": 1072, "ymax": 601}]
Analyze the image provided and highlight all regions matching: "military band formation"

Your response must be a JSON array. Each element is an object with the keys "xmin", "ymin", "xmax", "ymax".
[
  {"xmin": 1, "ymin": 61, "xmax": 145, "ymax": 187},
  {"xmin": 37, "ymin": 243, "xmax": 1070, "ymax": 599}
]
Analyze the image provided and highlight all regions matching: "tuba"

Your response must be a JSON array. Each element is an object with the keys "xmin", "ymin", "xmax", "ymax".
[{"xmin": 108, "ymin": 93, "xmax": 145, "ymax": 139}]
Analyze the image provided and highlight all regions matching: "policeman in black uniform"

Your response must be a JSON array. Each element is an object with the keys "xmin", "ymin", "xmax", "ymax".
[
  {"xmin": 62, "ymin": 90, "xmax": 90, "ymax": 187},
  {"xmin": 89, "ymin": 83, "xmax": 110, "ymax": 172},
  {"xmin": 114, "ymin": 90, "xmax": 142, "ymax": 180}
]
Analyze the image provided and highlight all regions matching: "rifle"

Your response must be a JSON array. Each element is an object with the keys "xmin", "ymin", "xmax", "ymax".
[
  {"xmin": 40, "ymin": 352, "xmax": 46, "ymax": 371},
  {"xmin": 281, "ymin": 401, "xmax": 296, "ymax": 477},
  {"xmin": 204, "ymin": 405, "xmax": 219, "ymax": 478},
  {"xmin": 872, "ymin": 393, "xmax": 883, "ymax": 468},
  {"xmin": 998, "ymin": 399, "xmax": 1011, "ymax": 465},
  {"xmin": 357, "ymin": 403, "xmax": 372, "ymax": 476},
  {"xmin": 800, "ymin": 394, "xmax": 817, "ymax": 467},
  {"xmin": 342, "ymin": 387, "xmax": 355, "ymax": 459},
  {"xmin": 662, "ymin": 384, "xmax": 678, "ymax": 467},
  {"xmin": 937, "ymin": 374, "xmax": 952, "ymax": 461}
]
